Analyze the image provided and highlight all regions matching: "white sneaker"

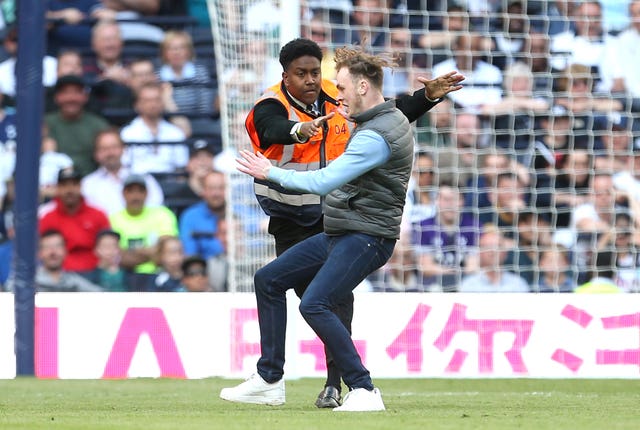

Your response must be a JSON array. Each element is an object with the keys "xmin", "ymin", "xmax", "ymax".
[
  {"xmin": 220, "ymin": 374, "xmax": 285, "ymax": 405},
  {"xmin": 333, "ymin": 387, "xmax": 385, "ymax": 412}
]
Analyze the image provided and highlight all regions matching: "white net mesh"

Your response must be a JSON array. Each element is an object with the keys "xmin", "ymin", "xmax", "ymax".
[{"xmin": 209, "ymin": 0, "xmax": 640, "ymax": 293}]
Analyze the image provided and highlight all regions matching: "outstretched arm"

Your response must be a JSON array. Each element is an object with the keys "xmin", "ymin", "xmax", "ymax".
[{"xmin": 395, "ymin": 71, "xmax": 465, "ymax": 123}]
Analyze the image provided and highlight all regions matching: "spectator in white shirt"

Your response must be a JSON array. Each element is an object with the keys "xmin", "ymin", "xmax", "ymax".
[
  {"xmin": 82, "ymin": 128, "xmax": 164, "ymax": 214},
  {"xmin": 615, "ymin": 0, "xmax": 640, "ymax": 97},
  {"xmin": 0, "ymin": 26, "xmax": 57, "ymax": 99},
  {"xmin": 432, "ymin": 32, "xmax": 502, "ymax": 108},
  {"xmin": 120, "ymin": 82, "xmax": 189, "ymax": 174}
]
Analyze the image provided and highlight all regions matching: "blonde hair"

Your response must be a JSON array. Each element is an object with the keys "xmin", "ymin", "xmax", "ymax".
[
  {"xmin": 334, "ymin": 46, "xmax": 397, "ymax": 90},
  {"xmin": 160, "ymin": 30, "xmax": 195, "ymax": 63}
]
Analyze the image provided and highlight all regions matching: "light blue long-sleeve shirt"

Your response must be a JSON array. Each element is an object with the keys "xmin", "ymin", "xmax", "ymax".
[{"xmin": 267, "ymin": 130, "xmax": 391, "ymax": 195}]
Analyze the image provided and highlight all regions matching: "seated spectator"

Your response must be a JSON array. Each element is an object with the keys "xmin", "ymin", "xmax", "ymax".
[
  {"xmin": 480, "ymin": 61, "xmax": 550, "ymax": 165},
  {"xmin": 616, "ymin": 0, "xmax": 640, "ymax": 98},
  {"xmin": 602, "ymin": 211, "xmax": 640, "ymax": 293},
  {"xmin": 570, "ymin": 172, "xmax": 623, "ymax": 283},
  {"xmin": 128, "ymin": 58, "xmax": 191, "ymax": 136},
  {"xmin": 519, "ymin": 31, "xmax": 558, "ymax": 94},
  {"xmin": 178, "ymin": 170, "xmax": 225, "ymax": 261},
  {"xmin": 345, "ymin": 0, "xmax": 391, "ymax": 51},
  {"xmin": 146, "ymin": 235, "xmax": 186, "ymax": 292},
  {"xmin": 120, "ymin": 82, "xmax": 189, "ymax": 174},
  {"xmin": 161, "ymin": 139, "xmax": 217, "ymax": 217},
  {"xmin": 83, "ymin": 19, "xmax": 134, "ymax": 114},
  {"xmin": 458, "ymin": 227, "xmax": 530, "ymax": 293},
  {"xmin": 157, "ymin": 29, "xmax": 219, "ymax": 136},
  {"xmin": 82, "ymin": 128, "xmax": 164, "ymax": 215},
  {"xmin": 416, "ymin": 3, "xmax": 471, "ymax": 69},
  {"xmin": 181, "ymin": 255, "xmax": 212, "ymax": 292},
  {"xmin": 504, "ymin": 210, "xmax": 553, "ymax": 286},
  {"xmin": 464, "ymin": 152, "xmax": 528, "ymax": 218},
  {"xmin": 550, "ymin": 1, "xmax": 624, "ymax": 93},
  {"xmin": 554, "ymin": 63, "xmax": 623, "ymax": 151},
  {"xmin": 432, "ymin": 110, "xmax": 486, "ymax": 188},
  {"xmin": 0, "ymin": 25, "xmax": 57, "ymax": 102},
  {"xmin": 93, "ymin": 0, "xmax": 165, "ymax": 44},
  {"xmin": 45, "ymin": 49, "xmax": 84, "ymax": 113},
  {"xmin": 413, "ymin": 182, "xmax": 480, "ymax": 292},
  {"xmin": 0, "ymin": 90, "xmax": 17, "ymax": 175},
  {"xmin": 534, "ymin": 246, "xmax": 576, "ymax": 293},
  {"xmin": 39, "ymin": 133, "xmax": 73, "ymax": 203},
  {"xmin": 382, "ymin": 27, "xmax": 416, "ymax": 98},
  {"xmin": 575, "ymin": 250, "xmax": 623, "ymax": 293},
  {"xmin": 44, "ymin": 74, "xmax": 110, "ymax": 175},
  {"xmin": 302, "ymin": 13, "xmax": 337, "ymax": 81},
  {"xmin": 478, "ymin": 172, "xmax": 528, "ymax": 236},
  {"xmin": 0, "ymin": 176, "xmax": 14, "ymax": 289},
  {"xmin": 6, "ymin": 229, "xmax": 102, "ymax": 292},
  {"xmin": 109, "ymin": 174, "xmax": 179, "ymax": 278},
  {"xmin": 46, "ymin": 1, "xmax": 101, "ymax": 55},
  {"xmin": 432, "ymin": 32, "xmax": 502, "ymax": 109},
  {"xmin": 86, "ymin": 228, "xmax": 130, "ymax": 291},
  {"xmin": 39, "ymin": 168, "xmax": 111, "ymax": 274},
  {"xmin": 486, "ymin": 0, "xmax": 529, "ymax": 70},
  {"xmin": 405, "ymin": 151, "xmax": 436, "ymax": 224}
]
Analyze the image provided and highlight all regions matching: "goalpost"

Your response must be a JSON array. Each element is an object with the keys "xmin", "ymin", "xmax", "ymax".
[{"xmin": 207, "ymin": 0, "xmax": 301, "ymax": 292}]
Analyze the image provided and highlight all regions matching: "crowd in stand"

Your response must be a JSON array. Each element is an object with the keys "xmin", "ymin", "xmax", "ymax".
[{"xmin": 1, "ymin": 1, "xmax": 640, "ymax": 293}]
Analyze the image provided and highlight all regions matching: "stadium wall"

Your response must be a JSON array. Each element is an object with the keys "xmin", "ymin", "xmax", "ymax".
[{"xmin": 1, "ymin": 292, "xmax": 638, "ymax": 379}]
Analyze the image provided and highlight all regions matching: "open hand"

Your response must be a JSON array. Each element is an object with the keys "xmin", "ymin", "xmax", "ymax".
[
  {"xmin": 418, "ymin": 71, "xmax": 465, "ymax": 101},
  {"xmin": 237, "ymin": 150, "xmax": 273, "ymax": 180}
]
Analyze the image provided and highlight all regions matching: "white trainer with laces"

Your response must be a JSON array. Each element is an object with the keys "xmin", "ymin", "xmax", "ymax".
[
  {"xmin": 220, "ymin": 374, "xmax": 285, "ymax": 405},
  {"xmin": 333, "ymin": 387, "xmax": 385, "ymax": 412}
]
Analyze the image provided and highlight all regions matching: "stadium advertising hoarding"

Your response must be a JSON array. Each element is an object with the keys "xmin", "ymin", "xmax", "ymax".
[{"xmin": 0, "ymin": 293, "xmax": 638, "ymax": 379}]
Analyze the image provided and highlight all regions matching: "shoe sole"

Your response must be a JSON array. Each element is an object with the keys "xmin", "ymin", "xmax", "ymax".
[
  {"xmin": 315, "ymin": 398, "xmax": 340, "ymax": 408},
  {"xmin": 220, "ymin": 391, "xmax": 285, "ymax": 406}
]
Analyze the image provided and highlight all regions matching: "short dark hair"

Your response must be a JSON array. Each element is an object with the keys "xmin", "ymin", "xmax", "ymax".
[
  {"xmin": 40, "ymin": 229, "xmax": 64, "ymax": 242},
  {"xmin": 279, "ymin": 38, "xmax": 323, "ymax": 71}
]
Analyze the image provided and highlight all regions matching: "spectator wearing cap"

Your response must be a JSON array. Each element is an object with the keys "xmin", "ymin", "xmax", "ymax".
[
  {"xmin": 82, "ymin": 128, "xmax": 164, "ymax": 215},
  {"xmin": 44, "ymin": 74, "xmax": 110, "ymax": 175},
  {"xmin": 178, "ymin": 170, "xmax": 225, "ymax": 263},
  {"xmin": 0, "ymin": 25, "xmax": 57, "ymax": 101},
  {"xmin": 109, "ymin": 173, "xmax": 178, "ymax": 278},
  {"xmin": 181, "ymin": 255, "xmax": 212, "ymax": 292},
  {"xmin": 38, "ymin": 168, "xmax": 111, "ymax": 274},
  {"xmin": 120, "ymin": 81, "xmax": 189, "ymax": 175}
]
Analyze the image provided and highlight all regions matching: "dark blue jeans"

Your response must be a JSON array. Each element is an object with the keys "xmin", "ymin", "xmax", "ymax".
[{"xmin": 255, "ymin": 232, "xmax": 395, "ymax": 390}]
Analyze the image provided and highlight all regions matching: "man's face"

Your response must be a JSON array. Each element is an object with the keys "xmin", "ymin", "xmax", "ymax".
[
  {"xmin": 39, "ymin": 235, "xmax": 66, "ymax": 271},
  {"xmin": 94, "ymin": 133, "xmax": 124, "ymax": 172},
  {"xmin": 57, "ymin": 53, "xmax": 83, "ymax": 77},
  {"xmin": 135, "ymin": 87, "xmax": 164, "ymax": 119},
  {"xmin": 57, "ymin": 179, "xmax": 82, "ymax": 210},
  {"xmin": 282, "ymin": 55, "xmax": 322, "ymax": 106},
  {"xmin": 202, "ymin": 173, "xmax": 226, "ymax": 212},
  {"xmin": 129, "ymin": 61, "xmax": 157, "ymax": 92},
  {"xmin": 92, "ymin": 24, "xmax": 122, "ymax": 63},
  {"xmin": 123, "ymin": 185, "xmax": 147, "ymax": 215},
  {"xmin": 54, "ymin": 84, "xmax": 88, "ymax": 119},
  {"xmin": 336, "ymin": 67, "xmax": 363, "ymax": 117}
]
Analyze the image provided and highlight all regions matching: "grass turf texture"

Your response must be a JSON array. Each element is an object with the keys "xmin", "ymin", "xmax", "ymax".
[{"xmin": 1, "ymin": 378, "xmax": 638, "ymax": 429}]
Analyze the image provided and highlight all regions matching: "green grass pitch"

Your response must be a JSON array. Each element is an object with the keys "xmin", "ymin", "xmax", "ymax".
[{"xmin": 1, "ymin": 378, "xmax": 639, "ymax": 429}]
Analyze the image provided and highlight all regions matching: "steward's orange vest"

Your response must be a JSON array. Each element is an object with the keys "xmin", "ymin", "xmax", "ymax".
[{"xmin": 245, "ymin": 79, "xmax": 352, "ymax": 225}]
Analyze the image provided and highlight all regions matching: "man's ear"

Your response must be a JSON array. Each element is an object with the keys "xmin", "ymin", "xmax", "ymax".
[{"xmin": 359, "ymin": 80, "xmax": 367, "ymax": 95}]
